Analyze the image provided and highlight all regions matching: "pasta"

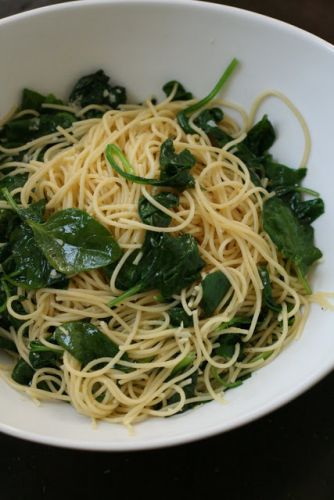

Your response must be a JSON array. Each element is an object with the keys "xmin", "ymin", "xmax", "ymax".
[{"xmin": 0, "ymin": 64, "xmax": 328, "ymax": 427}]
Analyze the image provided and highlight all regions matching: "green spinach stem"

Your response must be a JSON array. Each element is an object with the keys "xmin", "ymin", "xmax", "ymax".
[
  {"xmin": 1, "ymin": 188, "xmax": 20, "ymax": 214},
  {"xmin": 108, "ymin": 282, "xmax": 143, "ymax": 308},
  {"xmin": 177, "ymin": 58, "xmax": 239, "ymax": 132},
  {"xmin": 295, "ymin": 186, "xmax": 320, "ymax": 197},
  {"xmin": 105, "ymin": 144, "xmax": 155, "ymax": 185}
]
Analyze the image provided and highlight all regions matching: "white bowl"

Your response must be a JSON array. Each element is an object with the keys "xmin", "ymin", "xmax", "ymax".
[{"xmin": 0, "ymin": 0, "xmax": 333, "ymax": 451}]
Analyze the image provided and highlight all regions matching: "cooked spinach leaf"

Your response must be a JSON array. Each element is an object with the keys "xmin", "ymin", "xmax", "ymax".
[
  {"xmin": 0, "ymin": 335, "xmax": 17, "ymax": 353},
  {"xmin": 289, "ymin": 196, "xmax": 325, "ymax": 225},
  {"xmin": 216, "ymin": 315, "xmax": 252, "ymax": 332},
  {"xmin": 0, "ymin": 285, "xmax": 26, "ymax": 330},
  {"xmin": 230, "ymin": 116, "xmax": 276, "ymax": 186},
  {"xmin": 21, "ymin": 88, "xmax": 63, "ymax": 113},
  {"xmin": 53, "ymin": 321, "xmax": 120, "ymax": 367},
  {"xmin": 159, "ymin": 139, "xmax": 196, "ymax": 189},
  {"xmin": 0, "ymin": 209, "xmax": 19, "ymax": 242},
  {"xmin": 162, "ymin": 80, "xmax": 193, "ymax": 101},
  {"xmin": 0, "ymin": 243, "xmax": 11, "ymax": 264},
  {"xmin": 170, "ymin": 352, "xmax": 196, "ymax": 376},
  {"xmin": 28, "ymin": 209, "xmax": 122, "ymax": 275},
  {"xmin": 167, "ymin": 371, "xmax": 198, "ymax": 413},
  {"xmin": 168, "ymin": 305, "xmax": 194, "ymax": 327},
  {"xmin": 2, "ymin": 224, "xmax": 67, "ymax": 290},
  {"xmin": 29, "ymin": 340, "xmax": 63, "ymax": 369},
  {"xmin": 235, "ymin": 117, "xmax": 324, "ymax": 226},
  {"xmin": 213, "ymin": 317, "xmax": 252, "ymax": 360},
  {"xmin": 213, "ymin": 369, "xmax": 251, "ymax": 389},
  {"xmin": 2, "ymin": 189, "xmax": 122, "ymax": 276},
  {"xmin": 262, "ymin": 196, "xmax": 322, "ymax": 293},
  {"xmin": 0, "ymin": 174, "xmax": 28, "ymax": 200},
  {"xmin": 215, "ymin": 333, "xmax": 243, "ymax": 359},
  {"xmin": 234, "ymin": 143, "xmax": 266, "ymax": 186},
  {"xmin": 1, "ymin": 197, "xmax": 68, "ymax": 290},
  {"xmin": 194, "ymin": 108, "xmax": 232, "ymax": 147},
  {"xmin": 138, "ymin": 192, "xmax": 179, "ymax": 227},
  {"xmin": 105, "ymin": 139, "xmax": 196, "ymax": 190},
  {"xmin": 0, "ymin": 279, "xmax": 9, "ymax": 313},
  {"xmin": 69, "ymin": 70, "xmax": 126, "ymax": 113},
  {"xmin": 258, "ymin": 266, "xmax": 282, "ymax": 313},
  {"xmin": 17, "ymin": 198, "xmax": 47, "ymax": 223},
  {"xmin": 115, "ymin": 251, "xmax": 142, "ymax": 290},
  {"xmin": 200, "ymin": 271, "xmax": 231, "ymax": 317},
  {"xmin": 12, "ymin": 358, "xmax": 34, "ymax": 385},
  {"xmin": 1, "ymin": 310, "xmax": 24, "ymax": 332},
  {"xmin": 263, "ymin": 161, "xmax": 323, "ymax": 219},
  {"xmin": 264, "ymin": 161, "xmax": 306, "ymax": 193},
  {"xmin": 3, "ymin": 112, "xmax": 76, "ymax": 146},
  {"xmin": 109, "ymin": 232, "xmax": 204, "ymax": 306},
  {"xmin": 242, "ymin": 115, "xmax": 276, "ymax": 157}
]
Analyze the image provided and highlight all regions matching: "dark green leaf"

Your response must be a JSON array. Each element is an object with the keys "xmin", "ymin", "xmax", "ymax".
[
  {"xmin": 0, "ymin": 279, "xmax": 9, "ymax": 313},
  {"xmin": 214, "ymin": 316, "xmax": 251, "ymax": 361},
  {"xmin": 1, "ymin": 199, "xmax": 67, "ymax": 290},
  {"xmin": 69, "ymin": 70, "xmax": 126, "ymax": 111},
  {"xmin": 0, "ymin": 209, "xmax": 20, "ymax": 242},
  {"xmin": 27, "ymin": 208, "xmax": 122, "ymax": 275},
  {"xmin": 0, "ymin": 174, "xmax": 28, "ymax": 200},
  {"xmin": 162, "ymin": 80, "xmax": 193, "ymax": 101},
  {"xmin": 258, "ymin": 266, "xmax": 282, "ymax": 313},
  {"xmin": 159, "ymin": 139, "xmax": 196, "ymax": 189},
  {"xmin": 194, "ymin": 108, "xmax": 232, "ymax": 147},
  {"xmin": 109, "ymin": 232, "xmax": 204, "ymax": 306},
  {"xmin": 243, "ymin": 115, "xmax": 276, "ymax": 156},
  {"xmin": 215, "ymin": 333, "xmax": 243, "ymax": 359},
  {"xmin": 201, "ymin": 271, "xmax": 231, "ymax": 317},
  {"xmin": 213, "ymin": 370, "xmax": 251, "ymax": 389},
  {"xmin": 21, "ymin": 88, "xmax": 63, "ymax": 113},
  {"xmin": 216, "ymin": 315, "xmax": 252, "ymax": 332},
  {"xmin": 12, "ymin": 358, "xmax": 34, "ymax": 385},
  {"xmin": 54, "ymin": 321, "xmax": 120, "ymax": 367},
  {"xmin": 2, "ymin": 112, "xmax": 76, "ymax": 146},
  {"xmin": 141, "ymin": 232, "xmax": 204, "ymax": 299},
  {"xmin": 290, "ymin": 197, "xmax": 325, "ymax": 224},
  {"xmin": 168, "ymin": 305, "xmax": 193, "ymax": 327},
  {"xmin": 0, "ymin": 335, "xmax": 17, "ymax": 353},
  {"xmin": 234, "ymin": 143, "xmax": 265, "ymax": 186},
  {"xmin": 170, "ymin": 352, "xmax": 196, "ymax": 376},
  {"xmin": 102, "ymin": 249, "xmax": 142, "ymax": 291},
  {"xmin": 18, "ymin": 198, "xmax": 46, "ymax": 223},
  {"xmin": 3, "ymin": 224, "xmax": 67, "ymax": 290},
  {"xmin": 233, "ymin": 116, "xmax": 275, "ymax": 186},
  {"xmin": 264, "ymin": 161, "xmax": 306, "ymax": 192},
  {"xmin": 0, "ymin": 311, "xmax": 24, "ymax": 331},
  {"xmin": 263, "ymin": 196, "xmax": 322, "ymax": 292},
  {"xmin": 117, "ymin": 252, "xmax": 143, "ymax": 291},
  {"xmin": 29, "ymin": 340, "xmax": 63, "ymax": 369},
  {"xmin": 138, "ymin": 192, "xmax": 179, "ymax": 227},
  {"xmin": 0, "ymin": 243, "xmax": 11, "ymax": 263},
  {"xmin": 0, "ymin": 289, "xmax": 26, "ymax": 330},
  {"xmin": 167, "ymin": 371, "xmax": 198, "ymax": 413}
]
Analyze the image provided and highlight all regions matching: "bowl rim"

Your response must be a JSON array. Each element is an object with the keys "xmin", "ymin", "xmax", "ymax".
[
  {"xmin": 0, "ymin": 0, "xmax": 333, "ymax": 53},
  {"xmin": 0, "ymin": 0, "xmax": 333, "ymax": 451}
]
